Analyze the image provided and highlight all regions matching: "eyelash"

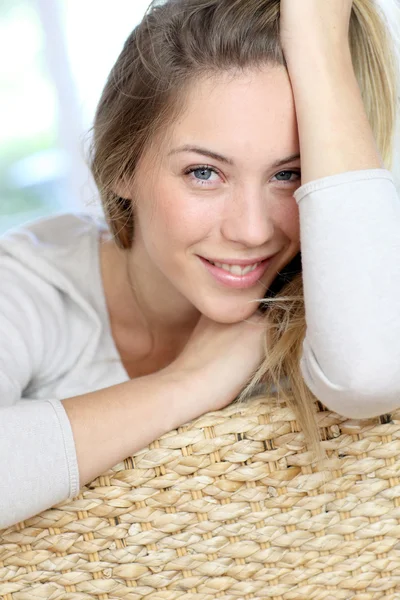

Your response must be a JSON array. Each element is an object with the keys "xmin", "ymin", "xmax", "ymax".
[{"xmin": 184, "ymin": 165, "xmax": 301, "ymax": 186}]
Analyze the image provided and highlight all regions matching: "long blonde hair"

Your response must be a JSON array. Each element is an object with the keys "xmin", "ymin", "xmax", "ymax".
[{"xmin": 89, "ymin": 0, "xmax": 400, "ymax": 463}]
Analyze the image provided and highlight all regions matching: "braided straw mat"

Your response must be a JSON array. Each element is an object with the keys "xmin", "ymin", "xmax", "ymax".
[{"xmin": 1, "ymin": 395, "xmax": 400, "ymax": 600}]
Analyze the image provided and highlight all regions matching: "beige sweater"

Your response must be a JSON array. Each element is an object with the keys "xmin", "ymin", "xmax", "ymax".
[{"xmin": 1, "ymin": 168, "xmax": 400, "ymax": 529}]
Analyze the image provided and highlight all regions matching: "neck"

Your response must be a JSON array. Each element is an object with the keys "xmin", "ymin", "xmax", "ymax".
[{"xmin": 100, "ymin": 234, "xmax": 200, "ymax": 352}]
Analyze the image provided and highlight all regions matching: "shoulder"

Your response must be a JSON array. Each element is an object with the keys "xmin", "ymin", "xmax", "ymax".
[
  {"xmin": 0, "ymin": 211, "xmax": 108, "ymax": 302},
  {"xmin": 0, "ymin": 212, "xmax": 111, "ymax": 401},
  {"xmin": 0, "ymin": 211, "xmax": 107, "ymax": 260}
]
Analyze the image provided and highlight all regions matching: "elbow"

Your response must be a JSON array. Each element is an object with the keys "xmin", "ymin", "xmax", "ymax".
[
  {"xmin": 324, "ymin": 387, "xmax": 399, "ymax": 420},
  {"xmin": 300, "ymin": 353, "xmax": 400, "ymax": 419},
  {"xmin": 343, "ymin": 379, "xmax": 400, "ymax": 419},
  {"xmin": 340, "ymin": 360, "xmax": 400, "ymax": 418}
]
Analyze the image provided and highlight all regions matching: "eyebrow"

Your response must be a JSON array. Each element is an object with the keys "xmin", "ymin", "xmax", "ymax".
[{"xmin": 168, "ymin": 145, "xmax": 301, "ymax": 169}]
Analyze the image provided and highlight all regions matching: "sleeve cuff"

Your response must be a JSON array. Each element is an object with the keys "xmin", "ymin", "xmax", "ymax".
[
  {"xmin": 294, "ymin": 168, "xmax": 395, "ymax": 205},
  {"xmin": 47, "ymin": 398, "xmax": 80, "ymax": 498}
]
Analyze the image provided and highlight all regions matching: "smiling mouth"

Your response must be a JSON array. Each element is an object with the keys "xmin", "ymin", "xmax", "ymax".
[{"xmin": 206, "ymin": 260, "xmax": 261, "ymax": 276}]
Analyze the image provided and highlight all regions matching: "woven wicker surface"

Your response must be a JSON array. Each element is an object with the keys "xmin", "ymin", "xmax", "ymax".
[{"xmin": 1, "ymin": 395, "xmax": 400, "ymax": 600}]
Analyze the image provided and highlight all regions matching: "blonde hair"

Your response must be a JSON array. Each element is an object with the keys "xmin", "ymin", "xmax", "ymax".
[{"xmin": 89, "ymin": 0, "xmax": 400, "ymax": 463}]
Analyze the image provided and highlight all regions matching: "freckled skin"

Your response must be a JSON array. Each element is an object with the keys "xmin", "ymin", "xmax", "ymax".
[{"xmin": 116, "ymin": 65, "xmax": 302, "ymax": 327}]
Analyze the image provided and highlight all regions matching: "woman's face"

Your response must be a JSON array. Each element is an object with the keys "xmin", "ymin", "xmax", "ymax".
[{"xmin": 129, "ymin": 65, "xmax": 302, "ymax": 323}]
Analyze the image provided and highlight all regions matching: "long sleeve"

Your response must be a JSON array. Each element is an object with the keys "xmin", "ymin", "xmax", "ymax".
[
  {"xmin": 0, "ymin": 397, "xmax": 79, "ymax": 529},
  {"xmin": 0, "ymin": 256, "xmax": 80, "ymax": 529},
  {"xmin": 294, "ymin": 168, "xmax": 400, "ymax": 419}
]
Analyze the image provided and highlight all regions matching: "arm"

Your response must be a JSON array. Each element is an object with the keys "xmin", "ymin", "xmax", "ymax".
[
  {"xmin": 0, "ymin": 258, "xmax": 196, "ymax": 529},
  {"xmin": 281, "ymin": 0, "xmax": 383, "ymax": 182},
  {"xmin": 0, "ymin": 258, "xmax": 188, "ymax": 528},
  {"xmin": 285, "ymin": 48, "xmax": 383, "ymax": 182},
  {"xmin": 0, "ymin": 256, "xmax": 265, "ymax": 529},
  {"xmin": 293, "ymin": 170, "xmax": 400, "ymax": 418},
  {"xmin": 61, "ymin": 370, "xmax": 194, "ymax": 487},
  {"xmin": 281, "ymin": 3, "xmax": 400, "ymax": 417},
  {"xmin": 0, "ymin": 375, "xmax": 189, "ymax": 530}
]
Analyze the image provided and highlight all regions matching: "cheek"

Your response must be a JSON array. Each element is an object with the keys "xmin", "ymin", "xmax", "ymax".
[
  {"xmin": 274, "ymin": 198, "xmax": 301, "ymax": 243},
  {"xmin": 147, "ymin": 183, "xmax": 216, "ymax": 247}
]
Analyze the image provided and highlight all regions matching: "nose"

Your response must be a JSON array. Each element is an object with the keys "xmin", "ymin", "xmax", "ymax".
[{"xmin": 221, "ymin": 186, "xmax": 275, "ymax": 248}]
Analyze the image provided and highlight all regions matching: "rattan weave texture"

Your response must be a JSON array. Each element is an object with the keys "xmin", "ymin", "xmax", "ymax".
[{"xmin": 1, "ymin": 396, "xmax": 400, "ymax": 600}]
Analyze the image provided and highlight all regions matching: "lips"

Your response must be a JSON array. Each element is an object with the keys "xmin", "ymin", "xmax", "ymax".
[
  {"xmin": 203, "ymin": 255, "xmax": 273, "ymax": 266},
  {"xmin": 206, "ymin": 260, "xmax": 261, "ymax": 276},
  {"xmin": 198, "ymin": 255, "xmax": 274, "ymax": 289}
]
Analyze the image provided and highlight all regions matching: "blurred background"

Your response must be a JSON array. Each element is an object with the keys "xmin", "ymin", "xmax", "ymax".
[
  {"xmin": 0, "ymin": 0, "xmax": 399, "ymax": 235},
  {"xmin": 0, "ymin": 0, "xmax": 150, "ymax": 234}
]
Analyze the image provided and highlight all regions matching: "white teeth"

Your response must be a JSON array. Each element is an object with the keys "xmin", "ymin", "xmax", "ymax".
[
  {"xmin": 213, "ymin": 261, "xmax": 260, "ymax": 276},
  {"xmin": 230, "ymin": 265, "xmax": 244, "ymax": 276}
]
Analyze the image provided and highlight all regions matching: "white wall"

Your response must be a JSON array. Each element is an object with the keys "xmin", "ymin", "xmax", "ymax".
[{"xmin": 393, "ymin": 115, "xmax": 400, "ymax": 190}]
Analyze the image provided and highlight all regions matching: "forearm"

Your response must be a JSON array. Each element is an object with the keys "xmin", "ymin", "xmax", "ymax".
[
  {"xmin": 285, "ymin": 36, "xmax": 400, "ymax": 415},
  {"xmin": 294, "ymin": 169, "xmax": 400, "ymax": 415},
  {"xmin": 0, "ymin": 367, "xmax": 222, "ymax": 529},
  {"xmin": 62, "ymin": 369, "xmax": 194, "ymax": 487},
  {"xmin": 286, "ymin": 46, "xmax": 384, "ymax": 184}
]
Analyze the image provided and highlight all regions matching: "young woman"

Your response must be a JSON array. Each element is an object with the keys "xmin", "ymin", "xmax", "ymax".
[{"xmin": 1, "ymin": 0, "xmax": 399, "ymax": 530}]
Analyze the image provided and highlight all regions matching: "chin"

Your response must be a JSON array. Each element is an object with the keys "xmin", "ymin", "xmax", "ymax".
[{"xmin": 198, "ymin": 300, "xmax": 261, "ymax": 324}]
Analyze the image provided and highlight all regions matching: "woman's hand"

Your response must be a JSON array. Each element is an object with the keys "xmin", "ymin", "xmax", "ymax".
[
  {"xmin": 280, "ymin": 0, "xmax": 354, "ymax": 58},
  {"xmin": 166, "ymin": 313, "xmax": 267, "ymax": 418}
]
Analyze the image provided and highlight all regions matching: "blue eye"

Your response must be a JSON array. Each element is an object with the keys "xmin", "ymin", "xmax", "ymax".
[
  {"xmin": 185, "ymin": 165, "xmax": 220, "ymax": 185},
  {"xmin": 273, "ymin": 170, "xmax": 301, "ymax": 183},
  {"xmin": 195, "ymin": 168, "xmax": 213, "ymax": 180},
  {"xmin": 187, "ymin": 166, "xmax": 218, "ymax": 180}
]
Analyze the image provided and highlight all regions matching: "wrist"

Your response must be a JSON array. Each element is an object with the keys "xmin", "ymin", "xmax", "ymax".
[
  {"xmin": 282, "ymin": 45, "xmax": 383, "ymax": 182},
  {"xmin": 150, "ymin": 366, "xmax": 205, "ymax": 430},
  {"xmin": 284, "ymin": 43, "xmax": 354, "ymax": 81},
  {"xmin": 159, "ymin": 362, "xmax": 238, "ymax": 427}
]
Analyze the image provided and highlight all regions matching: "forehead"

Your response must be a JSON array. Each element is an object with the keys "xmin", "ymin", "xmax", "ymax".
[{"xmin": 166, "ymin": 65, "xmax": 298, "ymax": 159}]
